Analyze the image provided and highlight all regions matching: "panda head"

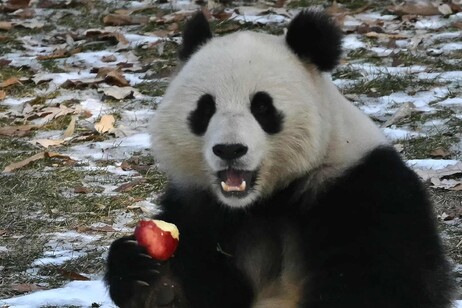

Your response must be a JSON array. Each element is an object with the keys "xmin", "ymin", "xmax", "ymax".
[{"xmin": 150, "ymin": 10, "xmax": 343, "ymax": 208}]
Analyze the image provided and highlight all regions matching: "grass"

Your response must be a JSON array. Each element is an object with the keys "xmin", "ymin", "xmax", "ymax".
[
  {"xmin": 0, "ymin": 157, "xmax": 162, "ymax": 298},
  {"xmin": 343, "ymin": 72, "xmax": 440, "ymax": 96},
  {"xmin": 398, "ymin": 133, "xmax": 459, "ymax": 160},
  {"xmin": 136, "ymin": 81, "xmax": 169, "ymax": 97},
  {"xmin": 40, "ymin": 60, "xmax": 66, "ymax": 73}
]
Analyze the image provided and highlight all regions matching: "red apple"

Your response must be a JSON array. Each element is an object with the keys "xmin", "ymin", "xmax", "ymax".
[{"xmin": 134, "ymin": 219, "xmax": 179, "ymax": 261}]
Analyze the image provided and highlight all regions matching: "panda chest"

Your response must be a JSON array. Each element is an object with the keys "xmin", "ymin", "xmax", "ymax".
[{"xmin": 230, "ymin": 219, "xmax": 306, "ymax": 308}]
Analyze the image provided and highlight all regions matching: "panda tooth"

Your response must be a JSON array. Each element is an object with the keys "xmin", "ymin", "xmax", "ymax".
[
  {"xmin": 239, "ymin": 181, "xmax": 246, "ymax": 191},
  {"xmin": 221, "ymin": 181, "xmax": 247, "ymax": 192}
]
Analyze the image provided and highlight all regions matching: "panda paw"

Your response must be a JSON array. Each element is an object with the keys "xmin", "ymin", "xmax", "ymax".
[{"xmin": 105, "ymin": 235, "xmax": 178, "ymax": 307}]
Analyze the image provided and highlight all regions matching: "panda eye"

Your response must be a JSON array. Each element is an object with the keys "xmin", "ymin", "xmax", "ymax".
[
  {"xmin": 250, "ymin": 91, "xmax": 284, "ymax": 135},
  {"xmin": 251, "ymin": 92, "xmax": 271, "ymax": 114},
  {"xmin": 188, "ymin": 94, "xmax": 216, "ymax": 136}
]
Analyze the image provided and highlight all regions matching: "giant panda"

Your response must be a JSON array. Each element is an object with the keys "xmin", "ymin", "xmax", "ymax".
[{"xmin": 105, "ymin": 10, "xmax": 455, "ymax": 308}]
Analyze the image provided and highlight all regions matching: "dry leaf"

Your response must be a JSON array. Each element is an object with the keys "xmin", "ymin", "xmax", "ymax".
[
  {"xmin": 46, "ymin": 152, "xmax": 73, "ymax": 160},
  {"xmin": 2, "ymin": 151, "xmax": 74, "ymax": 172},
  {"xmin": 0, "ymin": 90, "xmax": 5, "ymax": 100},
  {"xmin": 63, "ymin": 115, "xmax": 77, "ymax": 138},
  {"xmin": 429, "ymin": 148, "xmax": 450, "ymax": 158},
  {"xmin": 58, "ymin": 269, "xmax": 90, "ymax": 281},
  {"xmin": 95, "ymin": 114, "xmax": 115, "ymax": 134},
  {"xmin": 74, "ymin": 186, "xmax": 90, "ymax": 194},
  {"xmin": 101, "ymin": 55, "xmax": 117, "ymax": 62},
  {"xmin": 381, "ymin": 102, "xmax": 416, "ymax": 127},
  {"xmin": 11, "ymin": 7, "xmax": 35, "ymax": 18},
  {"xmin": 103, "ymin": 70, "xmax": 129, "ymax": 87},
  {"xmin": 414, "ymin": 162, "xmax": 462, "ymax": 181},
  {"xmin": 60, "ymin": 78, "xmax": 104, "ymax": 89},
  {"xmin": 36, "ymin": 49, "xmax": 69, "ymax": 60},
  {"xmin": 438, "ymin": 3, "xmax": 453, "ymax": 15},
  {"xmin": 3, "ymin": 152, "xmax": 46, "ymax": 173},
  {"xmin": 29, "ymin": 139, "xmax": 65, "ymax": 148},
  {"xmin": 100, "ymin": 86, "xmax": 135, "ymax": 100},
  {"xmin": 39, "ymin": 104, "xmax": 78, "ymax": 124},
  {"xmin": 121, "ymin": 160, "xmax": 132, "ymax": 171},
  {"xmin": 0, "ymin": 59, "xmax": 12, "ymax": 66},
  {"xmin": 0, "ymin": 124, "xmax": 37, "ymax": 137},
  {"xmin": 0, "ymin": 21, "xmax": 13, "ymax": 31},
  {"xmin": 0, "ymin": 76, "xmax": 21, "ymax": 88},
  {"xmin": 103, "ymin": 14, "xmax": 149, "ymax": 26},
  {"xmin": 114, "ymin": 179, "xmax": 146, "ymax": 192},
  {"xmin": 365, "ymin": 32, "xmax": 407, "ymax": 40},
  {"xmin": 11, "ymin": 283, "xmax": 42, "ymax": 293},
  {"xmin": 3, "ymin": 0, "xmax": 30, "ymax": 12},
  {"xmin": 387, "ymin": 1, "xmax": 442, "ymax": 16}
]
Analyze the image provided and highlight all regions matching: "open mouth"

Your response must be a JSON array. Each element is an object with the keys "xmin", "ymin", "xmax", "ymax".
[{"xmin": 217, "ymin": 169, "xmax": 256, "ymax": 197}]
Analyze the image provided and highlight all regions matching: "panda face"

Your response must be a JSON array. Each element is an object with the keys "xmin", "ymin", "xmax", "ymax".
[{"xmin": 151, "ymin": 31, "xmax": 331, "ymax": 208}]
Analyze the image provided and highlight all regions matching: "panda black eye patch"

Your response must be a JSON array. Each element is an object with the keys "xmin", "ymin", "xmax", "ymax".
[
  {"xmin": 188, "ymin": 94, "xmax": 216, "ymax": 136},
  {"xmin": 250, "ymin": 91, "xmax": 284, "ymax": 134}
]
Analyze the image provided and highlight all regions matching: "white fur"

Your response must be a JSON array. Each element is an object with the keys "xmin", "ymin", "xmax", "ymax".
[{"xmin": 150, "ymin": 31, "xmax": 388, "ymax": 207}]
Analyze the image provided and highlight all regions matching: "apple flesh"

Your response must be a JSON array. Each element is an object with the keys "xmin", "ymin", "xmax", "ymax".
[{"xmin": 134, "ymin": 219, "xmax": 179, "ymax": 261}]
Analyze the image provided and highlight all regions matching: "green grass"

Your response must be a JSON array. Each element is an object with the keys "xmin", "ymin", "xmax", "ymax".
[{"xmin": 40, "ymin": 59, "xmax": 66, "ymax": 73}]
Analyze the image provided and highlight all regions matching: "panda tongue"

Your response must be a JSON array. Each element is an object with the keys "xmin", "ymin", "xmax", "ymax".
[
  {"xmin": 226, "ymin": 169, "xmax": 244, "ymax": 187},
  {"xmin": 222, "ymin": 169, "xmax": 246, "ymax": 192}
]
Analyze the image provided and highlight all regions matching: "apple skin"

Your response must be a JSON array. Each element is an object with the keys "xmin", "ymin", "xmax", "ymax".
[{"xmin": 134, "ymin": 219, "xmax": 179, "ymax": 261}]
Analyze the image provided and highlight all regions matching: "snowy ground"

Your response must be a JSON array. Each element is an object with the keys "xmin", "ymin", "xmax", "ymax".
[{"xmin": 0, "ymin": 0, "xmax": 461, "ymax": 307}]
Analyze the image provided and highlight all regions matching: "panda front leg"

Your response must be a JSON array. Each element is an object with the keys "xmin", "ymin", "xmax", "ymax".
[
  {"xmin": 105, "ymin": 235, "xmax": 188, "ymax": 308},
  {"xmin": 105, "ymin": 233, "xmax": 254, "ymax": 308}
]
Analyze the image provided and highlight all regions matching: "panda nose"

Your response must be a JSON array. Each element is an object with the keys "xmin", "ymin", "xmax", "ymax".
[{"xmin": 213, "ymin": 144, "xmax": 248, "ymax": 160}]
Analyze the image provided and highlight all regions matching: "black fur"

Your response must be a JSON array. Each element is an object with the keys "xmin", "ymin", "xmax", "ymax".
[
  {"xmin": 286, "ymin": 10, "xmax": 343, "ymax": 72},
  {"xmin": 178, "ymin": 12, "xmax": 213, "ymax": 61},
  {"xmin": 188, "ymin": 94, "xmax": 216, "ymax": 136},
  {"xmin": 105, "ymin": 146, "xmax": 455, "ymax": 307},
  {"xmin": 250, "ymin": 91, "xmax": 284, "ymax": 134}
]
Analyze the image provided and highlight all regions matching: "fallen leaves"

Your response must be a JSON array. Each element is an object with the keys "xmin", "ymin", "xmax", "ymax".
[
  {"xmin": 58, "ymin": 269, "xmax": 90, "ymax": 281},
  {"xmin": 102, "ymin": 14, "xmax": 149, "ymax": 26},
  {"xmin": 114, "ymin": 178, "xmax": 146, "ymax": 193},
  {"xmin": 29, "ymin": 139, "xmax": 66, "ymax": 148},
  {"xmin": 100, "ymin": 86, "xmax": 135, "ymax": 100},
  {"xmin": 94, "ymin": 114, "xmax": 116, "ymax": 134},
  {"xmin": 11, "ymin": 283, "xmax": 42, "ymax": 294},
  {"xmin": 387, "ymin": 0, "xmax": 461, "ymax": 16},
  {"xmin": 0, "ymin": 124, "xmax": 38, "ymax": 137},
  {"xmin": 3, "ymin": 152, "xmax": 75, "ymax": 173},
  {"xmin": 414, "ymin": 161, "xmax": 462, "ymax": 191},
  {"xmin": 1, "ymin": 0, "xmax": 30, "ymax": 12},
  {"xmin": 36, "ymin": 48, "xmax": 80, "ymax": 60},
  {"xmin": 0, "ymin": 77, "xmax": 21, "ymax": 88},
  {"xmin": 0, "ymin": 21, "xmax": 13, "ymax": 31}
]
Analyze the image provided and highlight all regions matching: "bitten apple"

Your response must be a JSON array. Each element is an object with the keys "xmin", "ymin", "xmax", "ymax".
[{"xmin": 134, "ymin": 219, "xmax": 179, "ymax": 261}]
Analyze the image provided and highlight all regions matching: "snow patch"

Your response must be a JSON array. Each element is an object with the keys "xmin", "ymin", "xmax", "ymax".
[
  {"xmin": 0, "ymin": 280, "xmax": 115, "ymax": 308},
  {"xmin": 406, "ymin": 159, "xmax": 460, "ymax": 170}
]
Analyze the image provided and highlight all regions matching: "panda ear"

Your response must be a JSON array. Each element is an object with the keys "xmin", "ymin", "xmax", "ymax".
[
  {"xmin": 178, "ymin": 12, "xmax": 213, "ymax": 61},
  {"xmin": 285, "ymin": 10, "xmax": 343, "ymax": 72}
]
